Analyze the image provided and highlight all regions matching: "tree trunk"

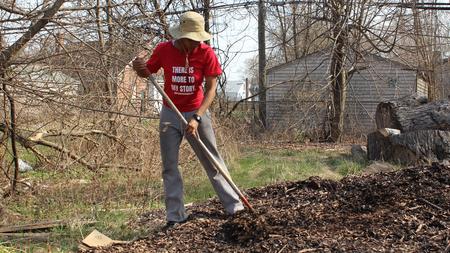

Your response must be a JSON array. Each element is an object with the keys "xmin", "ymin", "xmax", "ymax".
[
  {"xmin": 412, "ymin": 3, "xmax": 439, "ymax": 101},
  {"xmin": 275, "ymin": 5, "xmax": 288, "ymax": 63},
  {"xmin": 375, "ymin": 96, "xmax": 450, "ymax": 132},
  {"xmin": 203, "ymin": 0, "xmax": 210, "ymax": 45},
  {"xmin": 367, "ymin": 128, "xmax": 399, "ymax": 161},
  {"xmin": 153, "ymin": 0, "xmax": 171, "ymax": 40},
  {"xmin": 258, "ymin": 0, "xmax": 267, "ymax": 128},
  {"xmin": 328, "ymin": 0, "xmax": 348, "ymax": 142},
  {"xmin": 291, "ymin": 4, "xmax": 299, "ymax": 59},
  {"xmin": 328, "ymin": 37, "xmax": 347, "ymax": 142},
  {"xmin": 368, "ymin": 129, "xmax": 450, "ymax": 165}
]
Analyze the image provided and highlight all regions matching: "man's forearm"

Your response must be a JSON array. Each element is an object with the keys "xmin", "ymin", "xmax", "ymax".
[
  {"xmin": 136, "ymin": 68, "xmax": 151, "ymax": 78},
  {"xmin": 196, "ymin": 89, "xmax": 215, "ymax": 116},
  {"xmin": 132, "ymin": 57, "xmax": 152, "ymax": 78},
  {"xmin": 196, "ymin": 77, "xmax": 217, "ymax": 116}
]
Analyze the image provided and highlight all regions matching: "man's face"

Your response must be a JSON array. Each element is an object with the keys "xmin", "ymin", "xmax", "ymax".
[{"xmin": 181, "ymin": 38, "xmax": 200, "ymax": 52}]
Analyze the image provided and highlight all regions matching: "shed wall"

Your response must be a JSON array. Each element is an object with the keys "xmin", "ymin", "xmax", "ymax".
[
  {"xmin": 266, "ymin": 53, "xmax": 418, "ymax": 137},
  {"xmin": 436, "ymin": 61, "xmax": 450, "ymax": 99}
]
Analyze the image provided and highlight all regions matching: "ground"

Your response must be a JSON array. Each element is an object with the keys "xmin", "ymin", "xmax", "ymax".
[{"xmin": 84, "ymin": 163, "xmax": 450, "ymax": 252}]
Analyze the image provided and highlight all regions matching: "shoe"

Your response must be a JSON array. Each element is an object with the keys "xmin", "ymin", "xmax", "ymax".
[
  {"xmin": 163, "ymin": 221, "xmax": 178, "ymax": 229},
  {"xmin": 227, "ymin": 206, "xmax": 245, "ymax": 216},
  {"xmin": 162, "ymin": 217, "xmax": 189, "ymax": 230},
  {"xmin": 228, "ymin": 209, "xmax": 246, "ymax": 219}
]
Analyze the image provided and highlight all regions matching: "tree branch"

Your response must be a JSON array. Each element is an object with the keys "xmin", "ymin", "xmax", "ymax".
[
  {"xmin": 0, "ymin": 3, "xmax": 28, "ymax": 16},
  {"xmin": 0, "ymin": 123, "xmax": 134, "ymax": 171},
  {"xmin": 0, "ymin": 0, "xmax": 66, "ymax": 71}
]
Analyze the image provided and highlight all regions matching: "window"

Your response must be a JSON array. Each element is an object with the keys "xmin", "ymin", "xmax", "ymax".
[{"xmin": 387, "ymin": 77, "xmax": 398, "ymax": 88}]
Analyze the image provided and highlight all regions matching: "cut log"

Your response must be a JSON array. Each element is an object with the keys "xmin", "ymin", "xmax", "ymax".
[
  {"xmin": 375, "ymin": 95, "xmax": 427, "ymax": 130},
  {"xmin": 375, "ymin": 96, "xmax": 450, "ymax": 132},
  {"xmin": 367, "ymin": 129, "xmax": 450, "ymax": 165}
]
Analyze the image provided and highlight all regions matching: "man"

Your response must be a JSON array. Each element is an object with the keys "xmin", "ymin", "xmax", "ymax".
[{"xmin": 133, "ymin": 11, "xmax": 244, "ymax": 227}]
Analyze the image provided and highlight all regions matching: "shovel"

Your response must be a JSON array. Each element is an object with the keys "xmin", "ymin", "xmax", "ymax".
[{"xmin": 147, "ymin": 75, "xmax": 254, "ymax": 213}]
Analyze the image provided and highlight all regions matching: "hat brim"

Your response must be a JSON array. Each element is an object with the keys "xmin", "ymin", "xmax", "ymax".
[{"xmin": 169, "ymin": 26, "xmax": 211, "ymax": 41}]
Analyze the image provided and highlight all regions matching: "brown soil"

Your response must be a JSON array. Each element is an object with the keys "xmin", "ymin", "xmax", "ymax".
[{"xmin": 85, "ymin": 164, "xmax": 450, "ymax": 252}]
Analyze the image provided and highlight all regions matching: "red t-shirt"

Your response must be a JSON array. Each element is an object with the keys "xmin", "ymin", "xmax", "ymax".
[{"xmin": 146, "ymin": 41, "xmax": 222, "ymax": 112}]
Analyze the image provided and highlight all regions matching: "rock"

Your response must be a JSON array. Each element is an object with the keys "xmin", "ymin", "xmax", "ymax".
[
  {"xmin": 18, "ymin": 159, "xmax": 33, "ymax": 172},
  {"xmin": 363, "ymin": 161, "xmax": 397, "ymax": 175},
  {"xmin": 351, "ymin": 145, "xmax": 367, "ymax": 162}
]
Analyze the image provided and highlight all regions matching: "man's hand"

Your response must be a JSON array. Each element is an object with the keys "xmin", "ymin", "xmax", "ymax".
[
  {"xmin": 186, "ymin": 118, "xmax": 199, "ymax": 137},
  {"xmin": 132, "ymin": 57, "xmax": 151, "ymax": 78}
]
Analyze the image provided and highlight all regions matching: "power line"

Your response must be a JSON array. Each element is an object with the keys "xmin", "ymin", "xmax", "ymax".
[{"xmin": 134, "ymin": 0, "xmax": 450, "ymax": 18}]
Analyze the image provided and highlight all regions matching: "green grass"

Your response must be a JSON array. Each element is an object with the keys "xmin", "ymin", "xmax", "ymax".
[
  {"xmin": 173, "ymin": 146, "xmax": 366, "ymax": 205},
  {"xmin": 0, "ymin": 208, "xmax": 144, "ymax": 252},
  {"xmin": 2, "ymin": 203, "xmax": 149, "ymax": 252},
  {"xmin": 1, "ymin": 144, "xmax": 367, "ymax": 252},
  {"xmin": 2, "ymin": 143, "xmax": 54, "ymax": 168},
  {"xmin": 230, "ymin": 147, "xmax": 366, "ymax": 189}
]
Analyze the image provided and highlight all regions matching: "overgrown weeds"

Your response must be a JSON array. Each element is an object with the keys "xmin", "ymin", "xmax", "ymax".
[{"xmin": 1, "ymin": 105, "xmax": 368, "ymax": 252}]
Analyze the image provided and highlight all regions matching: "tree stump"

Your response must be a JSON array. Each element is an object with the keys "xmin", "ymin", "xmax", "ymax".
[
  {"xmin": 369, "ymin": 95, "xmax": 450, "ymax": 165},
  {"xmin": 368, "ymin": 129, "xmax": 450, "ymax": 165},
  {"xmin": 367, "ymin": 128, "xmax": 399, "ymax": 161}
]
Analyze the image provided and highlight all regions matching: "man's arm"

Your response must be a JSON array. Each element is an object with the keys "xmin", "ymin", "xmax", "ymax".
[
  {"xmin": 132, "ymin": 57, "xmax": 151, "ymax": 78},
  {"xmin": 185, "ymin": 76, "xmax": 217, "ymax": 136},
  {"xmin": 196, "ymin": 76, "xmax": 217, "ymax": 116}
]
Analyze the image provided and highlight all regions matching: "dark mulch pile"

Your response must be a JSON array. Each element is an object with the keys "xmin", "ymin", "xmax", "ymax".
[{"xmin": 86, "ymin": 164, "xmax": 450, "ymax": 252}]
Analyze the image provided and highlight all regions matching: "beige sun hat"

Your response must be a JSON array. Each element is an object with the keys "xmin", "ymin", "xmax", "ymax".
[{"xmin": 169, "ymin": 11, "xmax": 211, "ymax": 42}]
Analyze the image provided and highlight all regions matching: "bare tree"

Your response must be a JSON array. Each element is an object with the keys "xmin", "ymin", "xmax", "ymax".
[
  {"xmin": 262, "ymin": 0, "xmax": 412, "ymax": 142},
  {"xmin": 258, "ymin": 0, "xmax": 267, "ymax": 128},
  {"xmin": 1, "ymin": 0, "xmax": 67, "ymax": 194},
  {"xmin": 1, "ymin": 0, "xmax": 250, "ymax": 196}
]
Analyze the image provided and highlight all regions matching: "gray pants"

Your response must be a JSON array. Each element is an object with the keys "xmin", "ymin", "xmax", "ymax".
[{"xmin": 159, "ymin": 106, "xmax": 244, "ymax": 222}]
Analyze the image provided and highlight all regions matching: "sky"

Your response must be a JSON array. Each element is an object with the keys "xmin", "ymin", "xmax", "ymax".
[{"xmin": 211, "ymin": 7, "xmax": 259, "ymax": 84}]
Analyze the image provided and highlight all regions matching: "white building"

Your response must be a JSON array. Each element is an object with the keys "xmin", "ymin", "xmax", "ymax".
[{"xmin": 222, "ymin": 80, "xmax": 255, "ymax": 101}]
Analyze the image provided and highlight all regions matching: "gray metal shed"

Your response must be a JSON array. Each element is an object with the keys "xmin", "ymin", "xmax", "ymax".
[
  {"xmin": 436, "ymin": 58, "xmax": 450, "ymax": 99},
  {"xmin": 266, "ymin": 50, "xmax": 426, "ymax": 137}
]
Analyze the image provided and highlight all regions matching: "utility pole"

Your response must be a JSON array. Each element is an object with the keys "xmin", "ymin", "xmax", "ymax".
[
  {"xmin": 245, "ymin": 78, "xmax": 249, "ymax": 99},
  {"xmin": 258, "ymin": 0, "xmax": 267, "ymax": 128},
  {"xmin": 203, "ymin": 0, "xmax": 211, "ymax": 45}
]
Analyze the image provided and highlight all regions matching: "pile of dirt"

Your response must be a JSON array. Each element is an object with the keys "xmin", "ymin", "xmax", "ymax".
[{"xmin": 85, "ymin": 164, "xmax": 449, "ymax": 252}]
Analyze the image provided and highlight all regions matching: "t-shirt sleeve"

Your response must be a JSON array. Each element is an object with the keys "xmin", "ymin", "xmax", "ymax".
[
  {"xmin": 146, "ymin": 44, "xmax": 162, "ymax": 73},
  {"xmin": 203, "ymin": 47, "xmax": 222, "ymax": 77}
]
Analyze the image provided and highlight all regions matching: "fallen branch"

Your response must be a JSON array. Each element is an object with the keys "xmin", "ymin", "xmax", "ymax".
[
  {"xmin": 417, "ymin": 197, "xmax": 443, "ymax": 211},
  {"xmin": 0, "ymin": 123, "xmax": 136, "ymax": 171},
  {"xmin": 0, "ymin": 232, "xmax": 50, "ymax": 241},
  {"xmin": 0, "ymin": 220, "xmax": 65, "ymax": 233},
  {"xmin": 33, "ymin": 138, "xmax": 97, "ymax": 171},
  {"xmin": 0, "ymin": 219, "xmax": 97, "ymax": 233},
  {"xmin": 30, "ymin": 130, "xmax": 123, "ymax": 145},
  {"xmin": 27, "ymin": 145, "xmax": 56, "ymax": 167}
]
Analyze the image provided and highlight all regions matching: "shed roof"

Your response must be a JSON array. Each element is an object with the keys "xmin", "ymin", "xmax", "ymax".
[
  {"xmin": 267, "ymin": 49, "xmax": 416, "ymax": 75},
  {"xmin": 13, "ymin": 64, "xmax": 80, "ymax": 95}
]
